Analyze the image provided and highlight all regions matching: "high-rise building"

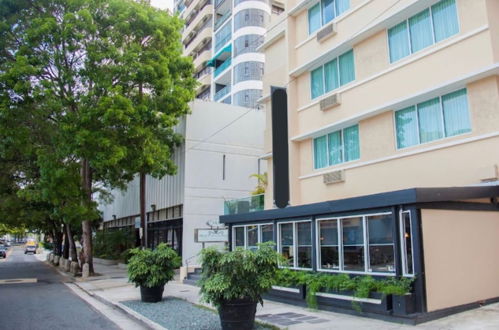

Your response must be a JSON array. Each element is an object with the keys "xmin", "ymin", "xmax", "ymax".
[{"xmin": 175, "ymin": 0, "xmax": 285, "ymax": 108}]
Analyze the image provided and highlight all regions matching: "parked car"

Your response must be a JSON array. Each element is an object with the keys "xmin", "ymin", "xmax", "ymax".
[
  {"xmin": 25, "ymin": 244, "xmax": 36, "ymax": 254},
  {"xmin": 0, "ymin": 246, "xmax": 7, "ymax": 258}
]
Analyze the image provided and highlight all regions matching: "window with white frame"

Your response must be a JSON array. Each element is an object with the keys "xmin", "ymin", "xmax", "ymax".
[
  {"xmin": 400, "ymin": 211, "xmax": 414, "ymax": 276},
  {"xmin": 310, "ymin": 49, "xmax": 355, "ymax": 99},
  {"xmin": 313, "ymin": 124, "xmax": 360, "ymax": 169},
  {"xmin": 394, "ymin": 88, "xmax": 471, "ymax": 149},
  {"xmin": 278, "ymin": 221, "xmax": 312, "ymax": 269},
  {"xmin": 317, "ymin": 213, "xmax": 395, "ymax": 274},
  {"xmin": 388, "ymin": 0, "xmax": 459, "ymax": 63},
  {"xmin": 308, "ymin": 0, "xmax": 350, "ymax": 34},
  {"xmin": 233, "ymin": 224, "xmax": 274, "ymax": 250}
]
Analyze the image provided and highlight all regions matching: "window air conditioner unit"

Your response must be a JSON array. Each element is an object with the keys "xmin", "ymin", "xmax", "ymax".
[
  {"xmin": 320, "ymin": 93, "xmax": 341, "ymax": 111},
  {"xmin": 316, "ymin": 23, "xmax": 336, "ymax": 42},
  {"xmin": 323, "ymin": 170, "xmax": 344, "ymax": 185}
]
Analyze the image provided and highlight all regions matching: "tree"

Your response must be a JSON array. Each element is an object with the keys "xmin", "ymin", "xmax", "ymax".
[{"xmin": 0, "ymin": 0, "xmax": 196, "ymax": 274}]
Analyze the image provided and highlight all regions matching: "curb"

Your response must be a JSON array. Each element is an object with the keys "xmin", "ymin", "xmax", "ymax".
[{"xmin": 73, "ymin": 282, "xmax": 166, "ymax": 330}]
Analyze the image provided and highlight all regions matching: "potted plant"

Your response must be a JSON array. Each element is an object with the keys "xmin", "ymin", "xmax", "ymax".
[
  {"xmin": 199, "ymin": 242, "xmax": 280, "ymax": 330},
  {"xmin": 379, "ymin": 277, "xmax": 415, "ymax": 315},
  {"xmin": 127, "ymin": 243, "xmax": 181, "ymax": 303}
]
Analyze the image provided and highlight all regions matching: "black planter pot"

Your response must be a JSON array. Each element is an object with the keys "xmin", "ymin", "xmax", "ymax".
[
  {"xmin": 140, "ymin": 285, "xmax": 164, "ymax": 303},
  {"xmin": 218, "ymin": 298, "xmax": 257, "ymax": 330},
  {"xmin": 392, "ymin": 294, "xmax": 416, "ymax": 315}
]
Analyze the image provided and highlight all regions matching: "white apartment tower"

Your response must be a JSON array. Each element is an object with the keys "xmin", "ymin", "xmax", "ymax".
[{"xmin": 176, "ymin": 0, "xmax": 284, "ymax": 108}]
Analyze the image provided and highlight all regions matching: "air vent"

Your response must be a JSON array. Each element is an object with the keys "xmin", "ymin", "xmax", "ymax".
[
  {"xmin": 323, "ymin": 170, "xmax": 344, "ymax": 185},
  {"xmin": 320, "ymin": 93, "xmax": 341, "ymax": 111},
  {"xmin": 317, "ymin": 23, "xmax": 336, "ymax": 42}
]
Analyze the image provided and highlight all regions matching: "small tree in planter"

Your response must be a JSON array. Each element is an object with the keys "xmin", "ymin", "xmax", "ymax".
[
  {"xmin": 127, "ymin": 243, "xmax": 181, "ymax": 303},
  {"xmin": 199, "ymin": 242, "xmax": 280, "ymax": 330}
]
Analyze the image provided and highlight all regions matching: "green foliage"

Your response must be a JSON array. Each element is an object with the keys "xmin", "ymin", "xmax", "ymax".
[
  {"xmin": 273, "ymin": 269, "xmax": 414, "ymax": 310},
  {"xmin": 127, "ymin": 243, "xmax": 181, "ymax": 288},
  {"xmin": 93, "ymin": 229, "xmax": 135, "ymax": 260},
  {"xmin": 199, "ymin": 242, "xmax": 281, "ymax": 308},
  {"xmin": 249, "ymin": 173, "xmax": 267, "ymax": 195}
]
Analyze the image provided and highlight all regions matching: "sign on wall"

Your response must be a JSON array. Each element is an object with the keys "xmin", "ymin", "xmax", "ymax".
[{"xmin": 195, "ymin": 228, "xmax": 228, "ymax": 243}]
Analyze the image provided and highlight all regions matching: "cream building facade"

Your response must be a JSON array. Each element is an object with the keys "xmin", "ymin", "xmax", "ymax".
[{"xmin": 221, "ymin": 0, "xmax": 499, "ymax": 323}]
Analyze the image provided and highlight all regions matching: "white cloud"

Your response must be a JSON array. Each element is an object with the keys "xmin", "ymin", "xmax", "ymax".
[{"xmin": 150, "ymin": 0, "xmax": 174, "ymax": 11}]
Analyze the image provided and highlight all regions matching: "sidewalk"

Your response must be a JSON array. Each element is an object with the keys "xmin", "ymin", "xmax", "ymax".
[{"xmin": 45, "ymin": 255, "xmax": 499, "ymax": 330}]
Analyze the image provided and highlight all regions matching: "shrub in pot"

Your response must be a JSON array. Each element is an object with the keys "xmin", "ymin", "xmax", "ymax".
[
  {"xmin": 199, "ymin": 242, "xmax": 280, "ymax": 330},
  {"xmin": 127, "ymin": 243, "xmax": 181, "ymax": 303}
]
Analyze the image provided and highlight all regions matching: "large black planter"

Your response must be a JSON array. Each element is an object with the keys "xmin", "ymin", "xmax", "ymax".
[
  {"xmin": 218, "ymin": 298, "xmax": 257, "ymax": 330},
  {"xmin": 140, "ymin": 285, "xmax": 164, "ymax": 303},
  {"xmin": 392, "ymin": 294, "xmax": 416, "ymax": 316}
]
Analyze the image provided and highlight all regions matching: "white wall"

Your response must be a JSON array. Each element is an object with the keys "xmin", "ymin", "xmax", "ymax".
[{"xmin": 182, "ymin": 100, "xmax": 265, "ymax": 264}]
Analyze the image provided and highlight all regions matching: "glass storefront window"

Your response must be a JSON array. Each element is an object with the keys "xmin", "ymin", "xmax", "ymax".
[
  {"xmin": 235, "ymin": 226, "xmax": 245, "ymax": 247},
  {"xmin": 342, "ymin": 217, "xmax": 364, "ymax": 271},
  {"xmin": 297, "ymin": 222, "xmax": 312, "ymax": 268},
  {"xmin": 247, "ymin": 225, "xmax": 258, "ymax": 251},
  {"xmin": 368, "ymin": 214, "xmax": 395, "ymax": 273},
  {"xmin": 401, "ymin": 211, "xmax": 414, "ymax": 275},
  {"xmin": 280, "ymin": 223, "xmax": 294, "ymax": 266},
  {"xmin": 319, "ymin": 220, "xmax": 339, "ymax": 270},
  {"xmin": 261, "ymin": 224, "xmax": 273, "ymax": 243}
]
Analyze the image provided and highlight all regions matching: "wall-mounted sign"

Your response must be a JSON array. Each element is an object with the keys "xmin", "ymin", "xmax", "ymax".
[
  {"xmin": 195, "ymin": 228, "xmax": 228, "ymax": 243},
  {"xmin": 135, "ymin": 217, "xmax": 141, "ymax": 229}
]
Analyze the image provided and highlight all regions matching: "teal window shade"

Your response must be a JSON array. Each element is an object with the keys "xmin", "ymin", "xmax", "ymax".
[
  {"xmin": 324, "ymin": 58, "xmax": 339, "ymax": 92},
  {"xmin": 389, "ymin": 0, "xmax": 458, "ymax": 63},
  {"xmin": 328, "ymin": 131, "xmax": 342, "ymax": 165},
  {"xmin": 388, "ymin": 21, "xmax": 410, "ymax": 63},
  {"xmin": 310, "ymin": 49, "xmax": 355, "ymax": 99},
  {"xmin": 395, "ymin": 88, "xmax": 470, "ymax": 149},
  {"xmin": 308, "ymin": 3, "xmax": 321, "ymax": 34},
  {"xmin": 409, "ymin": 9, "xmax": 433, "ymax": 53},
  {"xmin": 335, "ymin": 0, "xmax": 349, "ymax": 16},
  {"xmin": 313, "ymin": 124, "xmax": 359, "ymax": 169},
  {"xmin": 338, "ymin": 50, "xmax": 355, "ymax": 86},
  {"xmin": 310, "ymin": 0, "xmax": 349, "ymax": 34},
  {"xmin": 322, "ymin": 0, "xmax": 334, "ymax": 25},
  {"xmin": 432, "ymin": 0, "xmax": 459, "ymax": 42},
  {"xmin": 314, "ymin": 135, "xmax": 328, "ymax": 169},
  {"xmin": 395, "ymin": 106, "xmax": 418, "ymax": 148},
  {"xmin": 343, "ymin": 125, "xmax": 359, "ymax": 162},
  {"xmin": 442, "ymin": 89, "xmax": 470, "ymax": 137},
  {"xmin": 417, "ymin": 98, "xmax": 443, "ymax": 143},
  {"xmin": 311, "ymin": 66, "xmax": 324, "ymax": 99}
]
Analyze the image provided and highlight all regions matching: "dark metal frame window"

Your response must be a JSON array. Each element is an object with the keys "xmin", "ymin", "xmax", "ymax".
[
  {"xmin": 400, "ymin": 210, "xmax": 415, "ymax": 276},
  {"xmin": 277, "ymin": 220, "xmax": 313, "ymax": 270}
]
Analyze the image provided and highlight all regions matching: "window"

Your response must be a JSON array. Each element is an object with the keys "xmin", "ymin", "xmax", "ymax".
[
  {"xmin": 367, "ymin": 215, "xmax": 395, "ymax": 273},
  {"xmin": 233, "ymin": 224, "xmax": 274, "ymax": 249},
  {"xmin": 388, "ymin": 0, "xmax": 459, "ymax": 63},
  {"xmin": 395, "ymin": 88, "xmax": 470, "ymax": 149},
  {"xmin": 278, "ymin": 221, "xmax": 312, "ymax": 269},
  {"xmin": 317, "ymin": 213, "xmax": 395, "ymax": 274},
  {"xmin": 310, "ymin": 50, "xmax": 355, "ymax": 99},
  {"xmin": 400, "ymin": 211, "xmax": 414, "ymax": 276},
  {"xmin": 308, "ymin": 0, "xmax": 350, "ymax": 34},
  {"xmin": 313, "ymin": 124, "xmax": 359, "ymax": 169}
]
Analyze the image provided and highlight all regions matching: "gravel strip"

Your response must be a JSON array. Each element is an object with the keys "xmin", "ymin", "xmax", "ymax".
[{"xmin": 121, "ymin": 298, "xmax": 275, "ymax": 330}]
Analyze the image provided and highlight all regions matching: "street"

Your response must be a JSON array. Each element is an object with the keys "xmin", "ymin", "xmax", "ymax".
[{"xmin": 0, "ymin": 246, "xmax": 119, "ymax": 330}]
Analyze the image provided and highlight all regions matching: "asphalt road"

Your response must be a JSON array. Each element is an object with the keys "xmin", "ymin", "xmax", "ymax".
[{"xmin": 0, "ymin": 246, "xmax": 119, "ymax": 330}]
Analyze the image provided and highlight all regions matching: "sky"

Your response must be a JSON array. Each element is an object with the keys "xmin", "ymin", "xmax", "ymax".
[{"xmin": 150, "ymin": 0, "xmax": 174, "ymax": 12}]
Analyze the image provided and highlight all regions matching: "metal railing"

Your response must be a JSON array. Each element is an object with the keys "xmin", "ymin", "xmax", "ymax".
[
  {"xmin": 214, "ymin": 85, "xmax": 230, "ymax": 100},
  {"xmin": 223, "ymin": 194, "xmax": 264, "ymax": 215},
  {"xmin": 214, "ymin": 57, "xmax": 231, "ymax": 77},
  {"xmin": 214, "ymin": 31, "xmax": 231, "ymax": 52}
]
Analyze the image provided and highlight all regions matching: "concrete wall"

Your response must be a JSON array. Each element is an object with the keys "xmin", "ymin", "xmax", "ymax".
[
  {"xmin": 421, "ymin": 209, "xmax": 499, "ymax": 312},
  {"xmin": 182, "ymin": 100, "xmax": 265, "ymax": 264}
]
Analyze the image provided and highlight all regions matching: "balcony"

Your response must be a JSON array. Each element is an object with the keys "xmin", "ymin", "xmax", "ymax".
[
  {"xmin": 193, "ymin": 48, "xmax": 211, "ymax": 70},
  {"xmin": 182, "ymin": 4, "xmax": 213, "ymax": 41},
  {"xmin": 224, "ymin": 194, "xmax": 264, "ymax": 215},
  {"xmin": 214, "ymin": 11, "xmax": 231, "ymax": 32},
  {"xmin": 184, "ymin": 26, "xmax": 212, "ymax": 57},
  {"xmin": 214, "ymin": 85, "xmax": 230, "ymax": 101},
  {"xmin": 214, "ymin": 57, "xmax": 231, "ymax": 77}
]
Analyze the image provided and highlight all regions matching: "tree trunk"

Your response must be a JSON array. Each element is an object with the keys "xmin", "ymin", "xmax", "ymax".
[
  {"xmin": 66, "ymin": 224, "xmax": 78, "ymax": 262},
  {"xmin": 53, "ymin": 228, "xmax": 63, "ymax": 256},
  {"xmin": 62, "ymin": 223, "xmax": 69, "ymax": 259},
  {"xmin": 140, "ymin": 171, "xmax": 146, "ymax": 248},
  {"xmin": 81, "ymin": 159, "xmax": 94, "ymax": 275}
]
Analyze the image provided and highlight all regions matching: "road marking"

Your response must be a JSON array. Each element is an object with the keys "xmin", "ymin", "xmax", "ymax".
[{"xmin": 0, "ymin": 278, "xmax": 38, "ymax": 284}]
